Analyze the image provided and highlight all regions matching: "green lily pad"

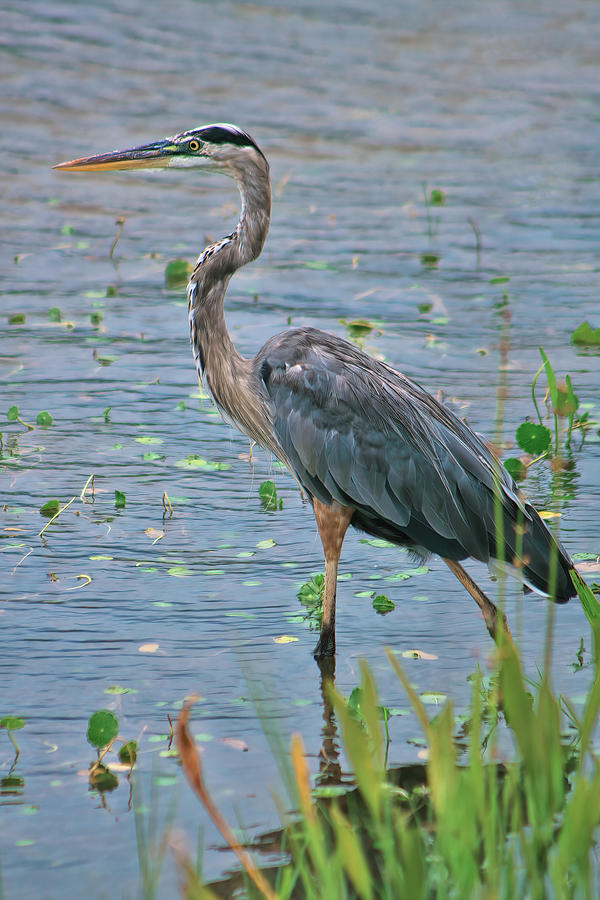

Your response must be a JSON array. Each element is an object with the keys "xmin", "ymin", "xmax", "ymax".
[
  {"xmin": 516, "ymin": 421, "xmax": 551, "ymax": 455},
  {"xmin": 168, "ymin": 566, "xmax": 193, "ymax": 577},
  {"xmin": 259, "ymin": 480, "xmax": 281, "ymax": 511},
  {"xmin": 36, "ymin": 411, "xmax": 53, "ymax": 426},
  {"xmin": 89, "ymin": 764, "xmax": 119, "ymax": 792},
  {"xmin": 87, "ymin": 710, "xmax": 119, "ymax": 749},
  {"xmin": 572, "ymin": 321, "xmax": 600, "ymax": 347},
  {"xmin": 1, "ymin": 716, "xmax": 25, "ymax": 731},
  {"xmin": 373, "ymin": 594, "xmax": 395, "ymax": 615},
  {"xmin": 504, "ymin": 457, "xmax": 527, "ymax": 481},
  {"xmin": 40, "ymin": 499, "xmax": 60, "ymax": 517},
  {"xmin": 118, "ymin": 740, "xmax": 138, "ymax": 766},
  {"xmin": 165, "ymin": 258, "xmax": 192, "ymax": 288}
]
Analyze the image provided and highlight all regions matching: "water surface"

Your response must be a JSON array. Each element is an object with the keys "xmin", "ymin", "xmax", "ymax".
[{"xmin": 1, "ymin": 1, "xmax": 600, "ymax": 896}]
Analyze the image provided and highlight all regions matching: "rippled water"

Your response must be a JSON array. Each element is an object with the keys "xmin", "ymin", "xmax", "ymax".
[{"xmin": 2, "ymin": 1, "xmax": 600, "ymax": 896}]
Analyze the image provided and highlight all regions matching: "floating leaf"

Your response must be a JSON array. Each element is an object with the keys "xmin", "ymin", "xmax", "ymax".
[
  {"xmin": 373, "ymin": 594, "xmax": 395, "ymax": 615},
  {"xmin": 1, "ymin": 716, "xmax": 25, "ymax": 731},
  {"xmin": 61, "ymin": 224, "xmax": 75, "ymax": 235},
  {"xmin": 516, "ymin": 421, "xmax": 551, "ymax": 455},
  {"xmin": 571, "ymin": 321, "xmax": 600, "ymax": 347},
  {"xmin": 429, "ymin": 188, "xmax": 445, "ymax": 205},
  {"xmin": 490, "ymin": 276, "xmax": 510, "ymax": 285},
  {"xmin": 7, "ymin": 406, "xmax": 19, "ymax": 421},
  {"xmin": 9, "ymin": 313, "xmax": 26, "ymax": 325},
  {"xmin": 165, "ymin": 258, "xmax": 192, "ymax": 288},
  {"xmin": 421, "ymin": 253, "xmax": 439, "ymax": 267},
  {"xmin": 346, "ymin": 319, "xmax": 375, "ymax": 339},
  {"xmin": 360, "ymin": 538, "xmax": 395, "ymax": 549},
  {"xmin": 87, "ymin": 710, "xmax": 119, "ymax": 749},
  {"xmin": 118, "ymin": 740, "xmax": 138, "ymax": 766},
  {"xmin": 40, "ymin": 499, "xmax": 60, "ymax": 517},
  {"xmin": 135, "ymin": 436, "xmax": 163, "ymax": 445},
  {"xmin": 89, "ymin": 764, "xmax": 118, "ymax": 792},
  {"xmin": 36, "ymin": 411, "xmax": 53, "ymax": 426},
  {"xmin": 256, "ymin": 538, "xmax": 276, "ymax": 549},
  {"xmin": 259, "ymin": 480, "xmax": 280, "ymax": 511},
  {"xmin": 48, "ymin": 307, "xmax": 62, "ymax": 322},
  {"xmin": 304, "ymin": 260, "xmax": 334, "ymax": 270},
  {"xmin": 142, "ymin": 451, "xmax": 163, "ymax": 462},
  {"xmin": 104, "ymin": 685, "xmax": 137, "ymax": 695},
  {"xmin": 274, "ymin": 635, "xmax": 299, "ymax": 644},
  {"xmin": 168, "ymin": 565, "xmax": 193, "ymax": 577},
  {"xmin": 97, "ymin": 355, "xmax": 119, "ymax": 366},
  {"xmin": 176, "ymin": 454, "xmax": 207, "ymax": 469},
  {"xmin": 504, "ymin": 457, "xmax": 527, "ymax": 481},
  {"xmin": 139, "ymin": 643, "xmax": 159, "ymax": 653},
  {"xmin": 420, "ymin": 691, "xmax": 447, "ymax": 705},
  {"xmin": 401, "ymin": 649, "xmax": 438, "ymax": 660},
  {"xmin": 115, "ymin": 490, "xmax": 126, "ymax": 509},
  {"xmin": 90, "ymin": 311, "xmax": 103, "ymax": 326}
]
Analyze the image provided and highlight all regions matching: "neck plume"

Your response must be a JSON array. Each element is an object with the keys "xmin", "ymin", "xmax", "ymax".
[{"xmin": 186, "ymin": 149, "xmax": 275, "ymax": 448}]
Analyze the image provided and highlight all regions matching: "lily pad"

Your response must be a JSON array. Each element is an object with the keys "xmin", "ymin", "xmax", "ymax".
[
  {"xmin": 516, "ymin": 422, "xmax": 551, "ymax": 455},
  {"xmin": 165, "ymin": 258, "xmax": 192, "ymax": 288},
  {"xmin": 1, "ymin": 716, "xmax": 25, "ymax": 731},
  {"xmin": 118, "ymin": 740, "xmax": 138, "ymax": 766},
  {"xmin": 40, "ymin": 499, "xmax": 60, "ymax": 517},
  {"xmin": 87, "ymin": 710, "xmax": 119, "ymax": 749},
  {"xmin": 373, "ymin": 594, "xmax": 395, "ymax": 614},
  {"xmin": 572, "ymin": 321, "xmax": 600, "ymax": 347},
  {"xmin": 504, "ymin": 457, "xmax": 527, "ymax": 481}
]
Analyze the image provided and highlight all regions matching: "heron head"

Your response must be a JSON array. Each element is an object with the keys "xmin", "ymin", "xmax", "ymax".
[{"xmin": 54, "ymin": 123, "xmax": 267, "ymax": 177}]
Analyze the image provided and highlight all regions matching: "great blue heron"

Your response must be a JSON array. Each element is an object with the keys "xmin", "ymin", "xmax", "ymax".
[{"xmin": 55, "ymin": 123, "xmax": 575, "ymax": 657}]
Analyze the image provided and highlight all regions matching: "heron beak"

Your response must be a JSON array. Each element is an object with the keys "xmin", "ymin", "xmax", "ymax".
[{"xmin": 53, "ymin": 139, "xmax": 178, "ymax": 172}]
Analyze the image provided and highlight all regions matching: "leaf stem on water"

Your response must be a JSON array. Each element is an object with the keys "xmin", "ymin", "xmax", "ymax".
[{"xmin": 38, "ymin": 496, "xmax": 77, "ymax": 537}]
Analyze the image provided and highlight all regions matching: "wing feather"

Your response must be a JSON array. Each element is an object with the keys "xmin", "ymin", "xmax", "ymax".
[{"xmin": 255, "ymin": 328, "xmax": 527, "ymax": 565}]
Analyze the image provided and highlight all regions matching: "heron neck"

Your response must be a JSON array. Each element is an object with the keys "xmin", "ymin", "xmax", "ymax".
[{"xmin": 187, "ymin": 161, "xmax": 271, "ymax": 423}]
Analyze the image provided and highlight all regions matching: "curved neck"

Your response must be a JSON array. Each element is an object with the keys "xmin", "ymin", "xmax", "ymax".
[{"xmin": 187, "ymin": 153, "xmax": 271, "ymax": 428}]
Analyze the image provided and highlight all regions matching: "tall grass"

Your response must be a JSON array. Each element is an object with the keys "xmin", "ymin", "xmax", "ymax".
[{"xmin": 175, "ymin": 572, "xmax": 600, "ymax": 900}]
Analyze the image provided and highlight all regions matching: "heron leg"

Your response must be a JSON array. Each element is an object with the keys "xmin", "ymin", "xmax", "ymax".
[
  {"xmin": 312, "ymin": 500, "xmax": 353, "ymax": 658},
  {"xmin": 442, "ymin": 558, "xmax": 512, "ymax": 644}
]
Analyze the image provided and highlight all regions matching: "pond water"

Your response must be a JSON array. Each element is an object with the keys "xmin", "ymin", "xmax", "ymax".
[{"xmin": 1, "ymin": 1, "xmax": 600, "ymax": 896}]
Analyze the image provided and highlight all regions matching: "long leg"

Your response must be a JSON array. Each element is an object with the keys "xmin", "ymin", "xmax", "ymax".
[
  {"xmin": 442, "ymin": 558, "xmax": 512, "ymax": 643},
  {"xmin": 312, "ymin": 499, "xmax": 354, "ymax": 658}
]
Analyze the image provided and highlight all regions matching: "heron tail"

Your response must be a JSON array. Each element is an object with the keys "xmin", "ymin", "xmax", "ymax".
[{"xmin": 493, "ymin": 502, "xmax": 575, "ymax": 602}]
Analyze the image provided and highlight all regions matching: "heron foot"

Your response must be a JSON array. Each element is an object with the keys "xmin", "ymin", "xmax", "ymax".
[{"xmin": 313, "ymin": 632, "xmax": 335, "ymax": 659}]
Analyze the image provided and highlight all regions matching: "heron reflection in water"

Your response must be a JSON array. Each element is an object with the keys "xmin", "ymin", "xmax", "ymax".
[{"xmin": 55, "ymin": 124, "xmax": 575, "ymax": 658}]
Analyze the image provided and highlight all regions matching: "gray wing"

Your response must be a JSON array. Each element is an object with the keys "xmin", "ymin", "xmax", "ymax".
[{"xmin": 255, "ymin": 327, "xmax": 529, "ymax": 564}]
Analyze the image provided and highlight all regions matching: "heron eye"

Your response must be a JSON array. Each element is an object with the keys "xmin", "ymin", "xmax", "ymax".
[{"xmin": 188, "ymin": 139, "xmax": 201, "ymax": 152}]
